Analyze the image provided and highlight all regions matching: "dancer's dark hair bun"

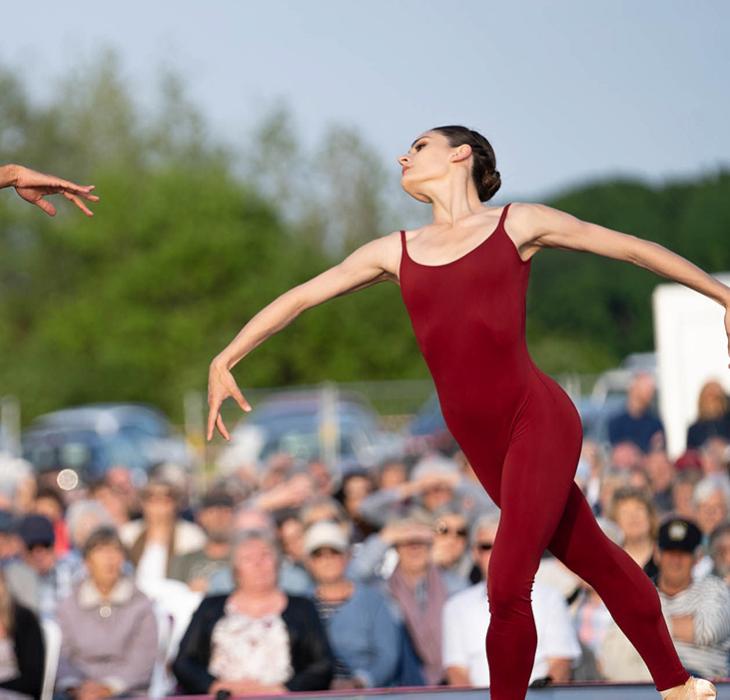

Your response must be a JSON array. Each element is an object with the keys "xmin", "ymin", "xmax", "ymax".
[{"xmin": 430, "ymin": 125, "xmax": 501, "ymax": 202}]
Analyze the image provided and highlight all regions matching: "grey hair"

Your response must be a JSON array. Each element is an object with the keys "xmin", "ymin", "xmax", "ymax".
[
  {"xmin": 301, "ymin": 496, "xmax": 349, "ymax": 525},
  {"xmin": 66, "ymin": 499, "xmax": 114, "ymax": 548},
  {"xmin": 469, "ymin": 513, "xmax": 501, "ymax": 548},
  {"xmin": 693, "ymin": 475, "xmax": 730, "ymax": 510},
  {"xmin": 709, "ymin": 521, "xmax": 730, "ymax": 556},
  {"xmin": 230, "ymin": 527, "xmax": 282, "ymax": 568}
]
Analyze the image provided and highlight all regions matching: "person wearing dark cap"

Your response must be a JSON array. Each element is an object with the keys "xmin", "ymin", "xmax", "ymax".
[
  {"xmin": 655, "ymin": 516, "xmax": 730, "ymax": 679},
  {"xmin": 169, "ymin": 488, "xmax": 235, "ymax": 593},
  {"xmin": 4, "ymin": 513, "xmax": 74, "ymax": 620}
]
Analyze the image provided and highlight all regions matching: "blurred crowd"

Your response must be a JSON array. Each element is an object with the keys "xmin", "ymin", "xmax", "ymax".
[{"xmin": 1, "ymin": 370, "xmax": 730, "ymax": 699}]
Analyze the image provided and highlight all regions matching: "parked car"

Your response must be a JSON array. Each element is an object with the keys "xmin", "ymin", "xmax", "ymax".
[
  {"xmin": 402, "ymin": 391, "xmax": 458, "ymax": 455},
  {"xmin": 219, "ymin": 389, "xmax": 404, "ymax": 473},
  {"xmin": 22, "ymin": 403, "xmax": 193, "ymax": 485}
]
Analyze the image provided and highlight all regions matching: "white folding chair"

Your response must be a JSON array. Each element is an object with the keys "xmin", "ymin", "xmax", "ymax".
[
  {"xmin": 147, "ymin": 604, "xmax": 175, "ymax": 698},
  {"xmin": 40, "ymin": 618, "xmax": 62, "ymax": 700}
]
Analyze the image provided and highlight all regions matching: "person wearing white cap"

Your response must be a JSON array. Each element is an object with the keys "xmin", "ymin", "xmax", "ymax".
[{"xmin": 303, "ymin": 521, "xmax": 401, "ymax": 690}]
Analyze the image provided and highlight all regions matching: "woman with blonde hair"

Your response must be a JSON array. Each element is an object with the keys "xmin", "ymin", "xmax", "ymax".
[
  {"xmin": 607, "ymin": 486, "xmax": 660, "ymax": 580},
  {"xmin": 687, "ymin": 380, "xmax": 730, "ymax": 450}
]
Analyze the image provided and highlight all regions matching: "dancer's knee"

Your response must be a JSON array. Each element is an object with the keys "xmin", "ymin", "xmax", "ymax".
[{"xmin": 487, "ymin": 572, "xmax": 533, "ymax": 620}]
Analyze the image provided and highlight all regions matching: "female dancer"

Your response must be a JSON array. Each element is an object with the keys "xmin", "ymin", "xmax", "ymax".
[{"xmin": 207, "ymin": 125, "xmax": 726, "ymax": 699}]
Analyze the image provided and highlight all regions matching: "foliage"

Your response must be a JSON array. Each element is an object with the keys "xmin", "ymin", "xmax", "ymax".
[{"xmin": 1, "ymin": 52, "xmax": 728, "ymax": 422}]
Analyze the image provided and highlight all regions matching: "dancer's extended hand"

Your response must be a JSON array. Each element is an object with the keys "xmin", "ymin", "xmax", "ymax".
[
  {"xmin": 207, "ymin": 359, "xmax": 252, "ymax": 441},
  {"xmin": 725, "ymin": 304, "xmax": 730, "ymax": 368},
  {"xmin": 5, "ymin": 164, "xmax": 99, "ymax": 216}
]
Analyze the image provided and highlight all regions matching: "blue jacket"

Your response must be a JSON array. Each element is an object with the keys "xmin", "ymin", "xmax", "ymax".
[{"xmin": 324, "ymin": 581, "xmax": 401, "ymax": 688}]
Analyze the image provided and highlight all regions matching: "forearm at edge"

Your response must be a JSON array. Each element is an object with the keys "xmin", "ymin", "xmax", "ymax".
[
  {"xmin": 215, "ymin": 287, "xmax": 306, "ymax": 368},
  {"xmin": 0, "ymin": 164, "xmax": 18, "ymax": 189}
]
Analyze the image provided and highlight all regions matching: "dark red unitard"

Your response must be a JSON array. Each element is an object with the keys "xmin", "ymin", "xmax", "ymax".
[{"xmin": 398, "ymin": 203, "xmax": 689, "ymax": 699}]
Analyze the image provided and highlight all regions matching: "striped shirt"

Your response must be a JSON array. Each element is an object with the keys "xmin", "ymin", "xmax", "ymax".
[{"xmin": 658, "ymin": 574, "xmax": 730, "ymax": 678}]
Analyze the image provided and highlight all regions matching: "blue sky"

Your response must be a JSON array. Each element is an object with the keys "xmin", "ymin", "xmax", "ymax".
[{"xmin": 2, "ymin": 0, "xmax": 728, "ymax": 201}]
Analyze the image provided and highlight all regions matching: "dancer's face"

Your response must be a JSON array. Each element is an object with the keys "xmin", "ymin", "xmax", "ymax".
[{"xmin": 397, "ymin": 131, "xmax": 466, "ymax": 204}]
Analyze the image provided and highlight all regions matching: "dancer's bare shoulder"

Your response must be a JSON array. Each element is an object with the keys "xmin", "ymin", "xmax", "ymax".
[{"xmin": 507, "ymin": 201, "xmax": 602, "ymax": 256}]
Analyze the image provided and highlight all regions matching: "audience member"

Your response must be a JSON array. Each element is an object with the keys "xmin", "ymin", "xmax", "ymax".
[
  {"xmin": 0, "ymin": 569, "xmax": 44, "ymax": 700},
  {"xmin": 431, "ymin": 509, "xmax": 472, "ymax": 584},
  {"xmin": 32, "ymin": 486, "xmax": 70, "ymax": 558},
  {"xmin": 672, "ymin": 468, "xmax": 703, "ymax": 520},
  {"xmin": 655, "ymin": 516, "xmax": 730, "ymax": 678},
  {"xmin": 64, "ymin": 499, "xmax": 116, "ymax": 581},
  {"xmin": 88, "ymin": 478, "xmax": 132, "ymax": 528},
  {"xmin": 120, "ymin": 478, "xmax": 205, "ymax": 595},
  {"xmin": 607, "ymin": 372, "xmax": 664, "ymax": 453},
  {"xmin": 172, "ymin": 528, "xmax": 334, "ymax": 694},
  {"xmin": 606, "ymin": 486, "xmax": 659, "ymax": 579},
  {"xmin": 443, "ymin": 514, "xmax": 580, "ymax": 687},
  {"xmin": 4, "ymin": 514, "xmax": 74, "ymax": 620},
  {"xmin": 572, "ymin": 518, "xmax": 624, "ymax": 681},
  {"xmin": 55, "ymin": 526, "xmax": 158, "ymax": 699},
  {"xmin": 0, "ymin": 512, "xmax": 20, "ymax": 567},
  {"xmin": 686, "ymin": 380, "xmax": 730, "ymax": 450},
  {"xmin": 708, "ymin": 522, "xmax": 730, "ymax": 586},
  {"xmin": 358, "ymin": 453, "xmax": 462, "ymax": 529},
  {"xmin": 643, "ymin": 450, "xmax": 676, "ymax": 514},
  {"xmin": 169, "ymin": 488, "xmax": 234, "ymax": 593},
  {"xmin": 693, "ymin": 475, "xmax": 730, "ymax": 539},
  {"xmin": 336, "ymin": 470, "xmax": 376, "ymax": 543},
  {"xmin": 304, "ymin": 521, "xmax": 400, "ymax": 689},
  {"xmin": 384, "ymin": 516, "xmax": 465, "ymax": 685}
]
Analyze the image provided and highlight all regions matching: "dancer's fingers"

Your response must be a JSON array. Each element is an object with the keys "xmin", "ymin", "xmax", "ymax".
[
  {"xmin": 216, "ymin": 413, "xmax": 230, "ymax": 441},
  {"xmin": 63, "ymin": 191, "xmax": 94, "ymax": 217},
  {"xmin": 44, "ymin": 175, "xmax": 95, "ymax": 195},
  {"xmin": 206, "ymin": 402, "xmax": 220, "ymax": 441},
  {"xmin": 34, "ymin": 197, "xmax": 57, "ymax": 217},
  {"xmin": 232, "ymin": 386, "xmax": 251, "ymax": 413}
]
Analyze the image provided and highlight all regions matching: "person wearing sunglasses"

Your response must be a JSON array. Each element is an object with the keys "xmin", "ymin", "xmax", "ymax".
[
  {"xmin": 431, "ymin": 510, "xmax": 471, "ymax": 586},
  {"xmin": 4, "ymin": 513, "xmax": 74, "ymax": 621},
  {"xmin": 303, "ymin": 521, "xmax": 400, "ymax": 690},
  {"xmin": 442, "ymin": 513, "xmax": 581, "ymax": 689}
]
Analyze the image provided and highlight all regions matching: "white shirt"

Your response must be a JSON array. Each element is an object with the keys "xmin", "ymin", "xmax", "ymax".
[
  {"xmin": 442, "ymin": 580, "xmax": 581, "ymax": 686},
  {"xmin": 658, "ymin": 574, "xmax": 730, "ymax": 678}
]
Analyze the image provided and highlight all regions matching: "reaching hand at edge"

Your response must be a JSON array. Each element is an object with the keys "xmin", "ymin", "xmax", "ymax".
[
  {"xmin": 725, "ymin": 303, "xmax": 730, "ymax": 369},
  {"xmin": 207, "ymin": 358, "xmax": 252, "ymax": 441},
  {"xmin": 1, "ymin": 163, "xmax": 100, "ymax": 216}
]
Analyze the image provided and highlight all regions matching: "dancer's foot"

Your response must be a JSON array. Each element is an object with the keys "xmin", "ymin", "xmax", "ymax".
[{"xmin": 661, "ymin": 676, "xmax": 717, "ymax": 699}]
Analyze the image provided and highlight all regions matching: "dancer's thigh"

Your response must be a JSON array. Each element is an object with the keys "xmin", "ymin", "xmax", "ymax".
[{"xmin": 489, "ymin": 393, "xmax": 582, "ymax": 587}]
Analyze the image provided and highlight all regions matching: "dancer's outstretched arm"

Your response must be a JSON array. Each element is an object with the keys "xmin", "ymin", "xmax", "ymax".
[
  {"xmin": 207, "ymin": 232, "xmax": 401, "ymax": 440},
  {"xmin": 508, "ymin": 202, "xmax": 730, "ymax": 365},
  {"xmin": 0, "ymin": 163, "xmax": 99, "ymax": 216}
]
